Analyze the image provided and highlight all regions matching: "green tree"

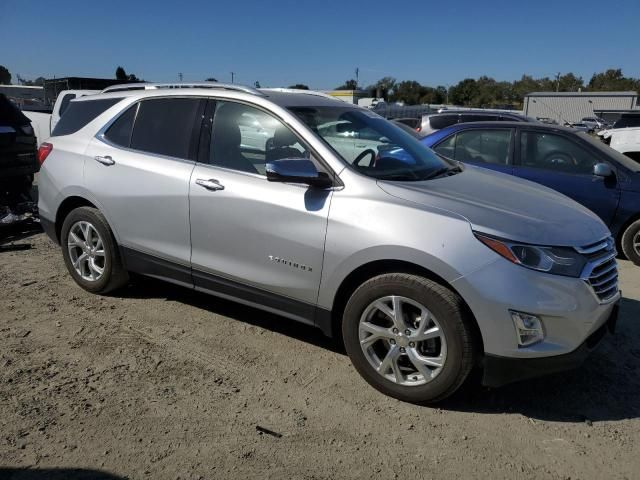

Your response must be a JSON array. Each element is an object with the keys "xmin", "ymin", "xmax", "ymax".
[
  {"xmin": 0, "ymin": 65, "xmax": 11, "ymax": 85},
  {"xmin": 588, "ymin": 69, "xmax": 639, "ymax": 92},
  {"xmin": 448, "ymin": 78, "xmax": 478, "ymax": 106},
  {"xmin": 391, "ymin": 80, "xmax": 425, "ymax": 105},
  {"xmin": 288, "ymin": 84, "xmax": 309, "ymax": 90},
  {"xmin": 335, "ymin": 79, "xmax": 358, "ymax": 90},
  {"xmin": 115, "ymin": 66, "xmax": 141, "ymax": 83}
]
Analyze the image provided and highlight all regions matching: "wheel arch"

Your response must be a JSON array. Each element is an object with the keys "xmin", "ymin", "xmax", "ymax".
[
  {"xmin": 614, "ymin": 211, "xmax": 640, "ymax": 257},
  {"xmin": 327, "ymin": 259, "xmax": 484, "ymax": 355},
  {"xmin": 54, "ymin": 196, "xmax": 99, "ymax": 243}
]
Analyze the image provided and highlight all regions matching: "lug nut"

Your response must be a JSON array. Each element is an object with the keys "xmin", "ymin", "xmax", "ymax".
[
  {"xmin": 392, "ymin": 328, "xmax": 398, "ymax": 334},
  {"xmin": 404, "ymin": 329, "xmax": 411, "ymax": 336},
  {"xmin": 409, "ymin": 342, "xmax": 415, "ymax": 348},
  {"xmin": 389, "ymin": 339, "xmax": 396, "ymax": 345}
]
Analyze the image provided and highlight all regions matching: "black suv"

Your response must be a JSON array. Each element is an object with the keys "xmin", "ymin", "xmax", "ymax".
[{"xmin": 0, "ymin": 94, "xmax": 38, "ymax": 201}]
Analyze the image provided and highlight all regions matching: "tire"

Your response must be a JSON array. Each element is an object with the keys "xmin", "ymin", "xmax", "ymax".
[
  {"xmin": 60, "ymin": 206, "xmax": 129, "ymax": 294},
  {"xmin": 621, "ymin": 219, "xmax": 640, "ymax": 266},
  {"xmin": 342, "ymin": 273, "xmax": 477, "ymax": 404}
]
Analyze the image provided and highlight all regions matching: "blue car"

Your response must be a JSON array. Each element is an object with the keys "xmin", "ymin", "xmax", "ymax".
[{"xmin": 421, "ymin": 121, "xmax": 640, "ymax": 265}]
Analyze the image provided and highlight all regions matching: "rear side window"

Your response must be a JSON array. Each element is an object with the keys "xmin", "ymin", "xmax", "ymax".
[
  {"xmin": 51, "ymin": 98, "xmax": 122, "ymax": 136},
  {"xmin": 130, "ymin": 98, "xmax": 202, "ymax": 159},
  {"xmin": 58, "ymin": 93, "xmax": 76, "ymax": 117},
  {"xmin": 104, "ymin": 105, "xmax": 137, "ymax": 147},
  {"xmin": 428, "ymin": 114, "xmax": 458, "ymax": 130},
  {"xmin": 460, "ymin": 114, "xmax": 498, "ymax": 123}
]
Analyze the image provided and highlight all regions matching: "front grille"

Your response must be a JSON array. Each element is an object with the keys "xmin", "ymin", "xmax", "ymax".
[{"xmin": 576, "ymin": 237, "xmax": 619, "ymax": 302}]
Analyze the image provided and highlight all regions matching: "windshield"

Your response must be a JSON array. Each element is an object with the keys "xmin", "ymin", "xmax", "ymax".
[{"xmin": 289, "ymin": 106, "xmax": 451, "ymax": 180}]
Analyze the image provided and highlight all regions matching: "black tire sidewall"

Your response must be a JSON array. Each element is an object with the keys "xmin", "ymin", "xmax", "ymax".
[
  {"xmin": 342, "ymin": 276, "xmax": 470, "ymax": 403},
  {"xmin": 60, "ymin": 207, "xmax": 117, "ymax": 293},
  {"xmin": 621, "ymin": 220, "xmax": 640, "ymax": 265}
]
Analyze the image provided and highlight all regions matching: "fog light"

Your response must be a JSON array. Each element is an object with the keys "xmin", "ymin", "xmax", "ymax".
[{"xmin": 509, "ymin": 310, "xmax": 545, "ymax": 347}]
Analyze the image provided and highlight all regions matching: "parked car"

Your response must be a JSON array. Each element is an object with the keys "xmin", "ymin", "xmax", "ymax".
[
  {"xmin": 564, "ymin": 122, "xmax": 591, "ymax": 133},
  {"xmin": 423, "ymin": 121, "xmax": 640, "ymax": 265},
  {"xmin": 391, "ymin": 119, "xmax": 422, "ymax": 138},
  {"xmin": 392, "ymin": 117, "xmax": 421, "ymax": 131},
  {"xmin": 536, "ymin": 117, "xmax": 558, "ymax": 125},
  {"xmin": 23, "ymin": 90, "xmax": 98, "ymax": 146},
  {"xmin": 599, "ymin": 127, "xmax": 640, "ymax": 163},
  {"xmin": 581, "ymin": 117, "xmax": 609, "ymax": 131},
  {"xmin": 0, "ymin": 94, "xmax": 38, "ymax": 201},
  {"xmin": 420, "ymin": 110, "xmax": 535, "ymax": 136},
  {"xmin": 38, "ymin": 84, "xmax": 619, "ymax": 403}
]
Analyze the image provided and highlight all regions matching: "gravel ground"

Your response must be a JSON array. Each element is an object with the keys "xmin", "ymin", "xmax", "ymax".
[{"xmin": 1, "ymin": 230, "xmax": 639, "ymax": 480}]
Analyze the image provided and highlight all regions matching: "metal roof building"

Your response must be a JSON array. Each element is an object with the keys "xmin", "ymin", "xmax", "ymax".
[{"xmin": 523, "ymin": 91, "xmax": 638, "ymax": 124}]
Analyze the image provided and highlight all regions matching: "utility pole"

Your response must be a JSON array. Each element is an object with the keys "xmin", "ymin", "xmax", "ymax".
[
  {"xmin": 178, "ymin": 72, "xmax": 183, "ymax": 82},
  {"xmin": 555, "ymin": 72, "xmax": 561, "ymax": 92},
  {"xmin": 230, "ymin": 72, "xmax": 235, "ymax": 84},
  {"xmin": 355, "ymin": 67, "xmax": 359, "ymax": 89}
]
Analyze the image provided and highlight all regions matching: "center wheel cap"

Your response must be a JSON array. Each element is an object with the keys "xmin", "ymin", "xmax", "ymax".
[{"xmin": 396, "ymin": 336, "xmax": 409, "ymax": 348}]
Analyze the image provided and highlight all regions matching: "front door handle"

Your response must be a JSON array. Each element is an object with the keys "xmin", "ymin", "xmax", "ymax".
[
  {"xmin": 94, "ymin": 155, "xmax": 115, "ymax": 166},
  {"xmin": 196, "ymin": 178, "xmax": 225, "ymax": 191}
]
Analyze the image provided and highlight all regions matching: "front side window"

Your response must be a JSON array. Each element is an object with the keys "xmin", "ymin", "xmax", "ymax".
[
  {"xmin": 210, "ymin": 101, "xmax": 310, "ymax": 175},
  {"xmin": 453, "ymin": 129, "xmax": 512, "ymax": 164},
  {"xmin": 130, "ymin": 98, "xmax": 202, "ymax": 159},
  {"xmin": 520, "ymin": 131, "xmax": 599, "ymax": 174},
  {"xmin": 291, "ymin": 106, "xmax": 451, "ymax": 181}
]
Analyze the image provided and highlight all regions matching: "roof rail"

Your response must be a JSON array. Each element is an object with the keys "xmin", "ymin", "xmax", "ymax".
[
  {"xmin": 261, "ymin": 88, "xmax": 340, "ymax": 101},
  {"xmin": 101, "ymin": 82, "xmax": 264, "ymax": 96}
]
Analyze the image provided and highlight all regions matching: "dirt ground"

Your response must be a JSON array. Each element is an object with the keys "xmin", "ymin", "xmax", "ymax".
[{"xmin": 1, "ymin": 229, "xmax": 639, "ymax": 480}]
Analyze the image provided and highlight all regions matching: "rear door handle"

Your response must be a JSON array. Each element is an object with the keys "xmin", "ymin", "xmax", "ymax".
[
  {"xmin": 94, "ymin": 155, "xmax": 115, "ymax": 166},
  {"xmin": 196, "ymin": 178, "xmax": 225, "ymax": 191}
]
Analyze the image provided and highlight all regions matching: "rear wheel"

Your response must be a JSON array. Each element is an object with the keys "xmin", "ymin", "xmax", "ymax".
[
  {"xmin": 342, "ymin": 273, "xmax": 477, "ymax": 404},
  {"xmin": 621, "ymin": 219, "xmax": 640, "ymax": 266},
  {"xmin": 60, "ymin": 207, "xmax": 128, "ymax": 294}
]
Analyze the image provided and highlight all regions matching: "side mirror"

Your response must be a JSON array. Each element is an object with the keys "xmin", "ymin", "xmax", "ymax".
[
  {"xmin": 266, "ymin": 159, "xmax": 333, "ymax": 188},
  {"xmin": 593, "ymin": 162, "xmax": 613, "ymax": 177}
]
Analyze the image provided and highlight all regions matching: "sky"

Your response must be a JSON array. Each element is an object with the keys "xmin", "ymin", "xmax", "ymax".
[{"xmin": 1, "ymin": 0, "xmax": 639, "ymax": 90}]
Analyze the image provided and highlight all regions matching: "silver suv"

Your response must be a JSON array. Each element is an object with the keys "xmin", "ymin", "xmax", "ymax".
[{"xmin": 37, "ymin": 83, "xmax": 620, "ymax": 403}]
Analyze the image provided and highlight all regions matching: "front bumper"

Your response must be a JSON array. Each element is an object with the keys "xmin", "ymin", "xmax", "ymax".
[{"xmin": 482, "ymin": 302, "xmax": 618, "ymax": 387}]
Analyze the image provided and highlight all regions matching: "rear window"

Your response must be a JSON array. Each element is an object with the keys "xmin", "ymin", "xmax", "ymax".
[
  {"xmin": 104, "ymin": 104, "xmax": 137, "ymax": 147},
  {"xmin": 51, "ymin": 98, "xmax": 122, "ymax": 136},
  {"xmin": 58, "ymin": 93, "xmax": 76, "ymax": 117},
  {"xmin": 613, "ymin": 116, "xmax": 640, "ymax": 129},
  {"xmin": 428, "ymin": 114, "xmax": 459, "ymax": 130}
]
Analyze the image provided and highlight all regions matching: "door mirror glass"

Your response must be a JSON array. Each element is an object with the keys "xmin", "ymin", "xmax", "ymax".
[
  {"xmin": 266, "ymin": 159, "xmax": 332, "ymax": 188},
  {"xmin": 593, "ymin": 162, "xmax": 613, "ymax": 177}
]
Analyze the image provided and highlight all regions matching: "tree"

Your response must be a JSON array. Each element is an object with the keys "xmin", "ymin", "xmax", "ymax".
[
  {"xmin": 254, "ymin": 81, "xmax": 261, "ymax": 88},
  {"xmin": 448, "ymin": 78, "xmax": 478, "ymax": 106},
  {"xmin": 335, "ymin": 79, "xmax": 358, "ymax": 90},
  {"xmin": 588, "ymin": 69, "xmax": 639, "ymax": 92},
  {"xmin": 205, "ymin": 77, "xmax": 218, "ymax": 82},
  {"xmin": 288, "ymin": 83, "xmax": 309, "ymax": 90},
  {"xmin": 391, "ymin": 80, "xmax": 425, "ymax": 105},
  {"xmin": 115, "ymin": 66, "xmax": 141, "ymax": 83},
  {"xmin": 374, "ymin": 77, "xmax": 396, "ymax": 100},
  {"xmin": 0, "ymin": 65, "xmax": 11, "ymax": 85}
]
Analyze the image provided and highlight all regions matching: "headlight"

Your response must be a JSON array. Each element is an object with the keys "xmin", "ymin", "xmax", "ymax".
[{"xmin": 475, "ymin": 233, "xmax": 587, "ymax": 277}]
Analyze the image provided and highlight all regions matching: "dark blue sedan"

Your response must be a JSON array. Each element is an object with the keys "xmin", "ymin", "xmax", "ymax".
[{"xmin": 421, "ymin": 121, "xmax": 640, "ymax": 265}]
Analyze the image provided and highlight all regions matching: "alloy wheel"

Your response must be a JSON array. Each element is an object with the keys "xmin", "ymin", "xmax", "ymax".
[
  {"xmin": 67, "ymin": 221, "xmax": 106, "ymax": 282},
  {"xmin": 358, "ymin": 295, "xmax": 447, "ymax": 386}
]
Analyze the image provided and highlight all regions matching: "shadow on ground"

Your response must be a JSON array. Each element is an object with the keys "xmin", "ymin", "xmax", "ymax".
[
  {"xmin": 119, "ymin": 276, "xmax": 640, "ymax": 423},
  {"xmin": 0, "ymin": 468, "xmax": 125, "ymax": 480}
]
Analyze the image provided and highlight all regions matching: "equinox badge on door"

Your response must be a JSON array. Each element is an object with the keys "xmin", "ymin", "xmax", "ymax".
[{"xmin": 268, "ymin": 255, "xmax": 313, "ymax": 272}]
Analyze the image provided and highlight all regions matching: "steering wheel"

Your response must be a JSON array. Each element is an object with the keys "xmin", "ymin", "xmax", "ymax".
[
  {"xmin": 543, "ymin": 151, "xmax": 576, "ymax": 167},
  {"xmin": 353, "ymin": 149, "xmax": 377, "ymax": 167}
]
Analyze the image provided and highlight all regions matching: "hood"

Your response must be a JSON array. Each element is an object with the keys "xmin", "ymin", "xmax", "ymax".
[{"xmin": 377, "ymin": 165, "xmax": 609, "ymax": 247}]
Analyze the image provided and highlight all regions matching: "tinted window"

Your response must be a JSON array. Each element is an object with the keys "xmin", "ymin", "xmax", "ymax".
[
  {"xmin": 460, "ymin": 114, "xmax": 498, "ymax": 123},
  {"xmin": 428, "ymin": 114, "xmax": 459, "ymax": 130},
  {"xmin": 104, "ymin": 105, "xmax": 137, "ymax": 147},
  {"xmin": 453, "ymin": 129, "xmax": 511, "ymax": 164},
  {"xmin": 58, "ymin": 93, "xmax": 76, "ymax": 117},
  {"xmin": 51, "ymin": 98, "xmax": 122, "ymax": 136},
  {"xmin": 613, "ymin": 116, "xmax": 640, "ymax": 128},
  {"xmin": 434, "ymin": 134, "xmax": 456, "ymax": 158},
  {"xmin": 210, "ymin": 101, "xmax": 309, "ymax": 175},
  {"xmin": 130, "ymin": 98, "xmax": 202, "ymax": 159},
  {"xmin": 520, "ymin": 131, "xmax": 599, "ymax": 174},
  {"xmin": 625, "ymin": 151, "xmax": 640, "ymax": 163}
]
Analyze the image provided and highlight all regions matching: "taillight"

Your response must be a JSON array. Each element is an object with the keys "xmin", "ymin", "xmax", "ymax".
[{"xmin": 37, "ymin": 142, "xmax": 53, "ymax": 165}]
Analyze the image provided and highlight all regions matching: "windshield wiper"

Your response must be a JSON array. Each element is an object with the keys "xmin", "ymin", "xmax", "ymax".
[{"xmin": 423, "ymin": 165, "xmax": 462, "ymax": 181}]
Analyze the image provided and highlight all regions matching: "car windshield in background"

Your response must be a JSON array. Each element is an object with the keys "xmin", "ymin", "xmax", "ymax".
[{"xmin": 289, "ymin": 106, "xmax": 450, "ymax": 181}]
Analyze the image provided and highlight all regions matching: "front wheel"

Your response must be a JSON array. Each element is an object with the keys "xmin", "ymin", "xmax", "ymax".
[
  {"xmin": 60, "ymin": 206, "xmax": 129, "ymax": 294},
  {"xmin": 621, "ymin": 219, "xmax": 640, "ymax": 266},
  {"xmin": 342, "ymin": 273, "xmax": 477, "ymax": 404}
]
